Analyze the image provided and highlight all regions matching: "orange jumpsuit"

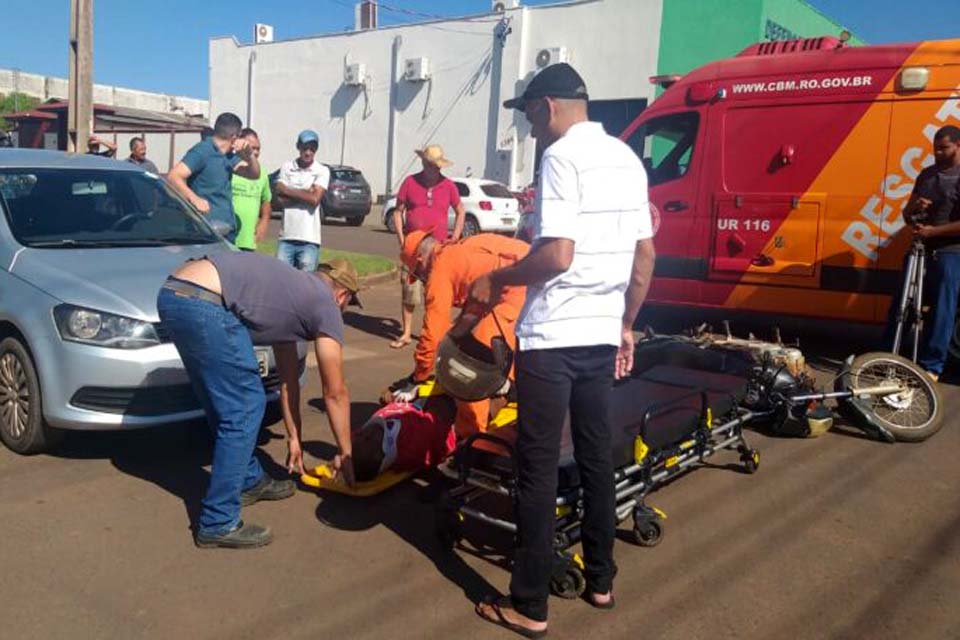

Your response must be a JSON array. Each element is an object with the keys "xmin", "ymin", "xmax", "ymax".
[{"xmin": 413, "ymin": 234, "xmax": 529, "ymax": 438}]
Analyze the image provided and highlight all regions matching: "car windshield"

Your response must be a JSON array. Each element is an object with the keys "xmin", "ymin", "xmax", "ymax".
[
  {"xmin": 0, "ymin": 169, "xmax": 220, "ymax": 248},
  {"xmin": 480, "ymin": 183, "xmax": 513, "ymax": 199},
  {"xmin": 330, "ymin": 169, "xmax": 363, "ymax": 183}
]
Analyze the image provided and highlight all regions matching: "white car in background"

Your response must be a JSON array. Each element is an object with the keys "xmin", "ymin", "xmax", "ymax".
[{"xmin": 382, "ymin": 177, "xmax": 519, "ymax": 237}]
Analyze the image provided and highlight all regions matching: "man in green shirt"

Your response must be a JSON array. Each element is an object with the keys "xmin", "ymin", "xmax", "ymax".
[{"xmin": 231, "ymin": 128, "xmax": 272, "ymax": 251}]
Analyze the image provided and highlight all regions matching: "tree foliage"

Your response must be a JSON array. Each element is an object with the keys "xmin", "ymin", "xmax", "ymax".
[{"xmin": 0, "ymin": 92, "xmax": 41, "ymax": 130}]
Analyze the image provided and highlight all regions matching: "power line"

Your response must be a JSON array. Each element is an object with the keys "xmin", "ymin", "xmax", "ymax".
[
  {"xmin": 324, "ymin": 0, "xmax": 504, "ymax": 35},
  {"xmin": 376, "ymin": 1, "xmax": 448, "ymax": 21}
]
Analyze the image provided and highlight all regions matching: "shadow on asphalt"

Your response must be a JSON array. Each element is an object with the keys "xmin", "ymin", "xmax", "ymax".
[
  {"xmin": 343, "ymin": 310, "xmax": 404, "ymax": 342},
  {"xmin": 52, "ymin": 422, "xmax": 212, "ymax": 534},
  {"xmin": 48, "ymin": 399, "xmax": 386, "ymax": 535},
  {"xmin": 312, "ymin": 476, "xmax": 499, "ymax": 605},
  {"xmin": 304, "ymin": 397, "xmax": 502, "ymax": 602}
]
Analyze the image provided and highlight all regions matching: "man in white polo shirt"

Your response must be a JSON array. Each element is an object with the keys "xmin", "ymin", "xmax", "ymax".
[
  {"xmin": 470, "ymin": 63, "xmax": 656, "ymax": 637},
  {"xmin": 274, "ymin": 129, "xmax": 330, "ymax": 271}
]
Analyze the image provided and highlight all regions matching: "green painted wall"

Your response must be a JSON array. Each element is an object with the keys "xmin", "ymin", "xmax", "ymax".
[
  {"xmin": 656, "ymin": 0, "xmax": 762, "ymax": 78},
  {"xmin": 656, "ymin": 0, "xmax": 864, "ymax": 80},
  {"xmin": 762, "ymin": 0, "xmax": 865, "ymax": 46}
]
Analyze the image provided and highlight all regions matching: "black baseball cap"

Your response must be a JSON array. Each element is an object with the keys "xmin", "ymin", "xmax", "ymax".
[{"xmin": 503, "ymin": 63, "xmax": 589, "ymax": 110}]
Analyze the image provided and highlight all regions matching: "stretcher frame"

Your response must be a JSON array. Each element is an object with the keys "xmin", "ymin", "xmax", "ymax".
[{"xmin": 436, "ymin": 387, "xmax": 762, "ymax": 599}]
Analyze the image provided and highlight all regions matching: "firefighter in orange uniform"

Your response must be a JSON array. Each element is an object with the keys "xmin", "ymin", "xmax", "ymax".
[{"xmin": 392, "ymin": 230, "xmax": 529, "ymax": 437}]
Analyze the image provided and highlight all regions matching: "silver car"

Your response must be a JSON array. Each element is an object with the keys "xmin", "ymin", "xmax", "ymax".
[{"xmin": 0, "ymin": 150, "xmax": 291, "ymax": 454}]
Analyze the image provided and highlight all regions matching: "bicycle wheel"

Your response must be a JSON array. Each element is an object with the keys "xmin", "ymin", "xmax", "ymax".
[{"xmin": 839, "ymin": 352, "xmax": 943, "ymax": 442}]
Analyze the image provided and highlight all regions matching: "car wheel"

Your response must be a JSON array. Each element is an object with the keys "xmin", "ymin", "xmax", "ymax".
[
  {"xmin": 385, "ymin": 208, "xmax": 397, "ymax": 233},
  {"xmin": 347, "ymin": 215, "xmax": 364, "ymax": 227},
  {"xmin": 0, "ymin": 337, "xmax": 62, "ymax": 454},
  {"xmin": 462, "ymin": 215, "xmax": 480, "ymax": 238}
]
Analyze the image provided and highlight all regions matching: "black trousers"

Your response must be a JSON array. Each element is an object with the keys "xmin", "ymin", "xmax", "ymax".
[{"xmin": 509, "ymin": 345, "xmax": 618, "ymax": 621}]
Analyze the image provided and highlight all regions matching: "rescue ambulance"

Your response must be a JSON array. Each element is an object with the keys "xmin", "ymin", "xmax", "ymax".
[{"xmin": 622, "ymin": 36, "xmax": 960, "ymax": 329}]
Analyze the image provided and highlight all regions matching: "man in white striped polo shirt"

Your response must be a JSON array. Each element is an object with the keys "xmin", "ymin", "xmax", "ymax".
[{"xmin": 471, "ymin": 63, "xmax": 656, "ymax": 637}]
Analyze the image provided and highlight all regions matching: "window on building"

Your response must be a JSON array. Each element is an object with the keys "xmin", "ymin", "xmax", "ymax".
[{"xmin": 627, "ymin": 112, "xmax": 700, "ymax": 187}]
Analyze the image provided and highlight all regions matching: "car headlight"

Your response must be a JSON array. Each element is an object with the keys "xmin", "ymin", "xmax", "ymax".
[{"xmin": 54, "ymin": 304, "xmax": 160, "ymax": 349}]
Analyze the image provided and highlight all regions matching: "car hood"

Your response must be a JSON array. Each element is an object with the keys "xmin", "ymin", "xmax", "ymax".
[{"xmin": 11, "ymin": 243, "xmax": 231, "ymax": 321}]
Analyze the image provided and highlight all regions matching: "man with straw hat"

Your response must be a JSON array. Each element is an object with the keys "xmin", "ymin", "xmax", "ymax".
[{"xmin": 390, "ymin": 144, "xmax": 466, "ymax": 349}]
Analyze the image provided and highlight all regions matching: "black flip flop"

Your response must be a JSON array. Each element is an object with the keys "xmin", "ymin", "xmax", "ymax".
[
  {"xmin": 583, "ymin": 591, "xmax": 616, "ymax": 610},
  {"xmin": 476, "ymin": 595, "xmax": 548, "ymax": 639}
]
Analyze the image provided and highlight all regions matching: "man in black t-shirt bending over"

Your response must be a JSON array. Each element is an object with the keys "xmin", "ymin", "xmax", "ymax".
[{"xmin": 157, "ymin": 252, "xmax": 360, "ymax": 548}]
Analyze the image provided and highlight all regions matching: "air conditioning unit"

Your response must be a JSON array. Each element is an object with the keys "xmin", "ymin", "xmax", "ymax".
[
  {"xmin": 344, "ymin": 63, "xmax": 367, "ymax": 86},
  {"xmin": 492, "ymin": 0, "xmax": 520, "ymax": 11},
  {"xmin": 535, "ymin": 46, "xmax": 569, "ymax": 68},
  {"xmin": 254, "ymin": 23, "xmax": 274, "ymax": 44},
  {"xmin": 404, "ymin": 57, "xmax": 431, "ymax": 82}
]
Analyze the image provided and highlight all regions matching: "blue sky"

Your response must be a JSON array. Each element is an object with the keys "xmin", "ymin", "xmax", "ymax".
[{"xmin": 1, "ymin": 0, "xmax": 957, "ymax": 99}]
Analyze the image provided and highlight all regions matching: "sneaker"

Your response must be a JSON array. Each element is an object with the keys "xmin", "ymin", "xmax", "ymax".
[
  {"xmin": 241, "ymin": 476, "xmax": 296, "ymax": 506},
  {"xmin": 195, "ymin": 521, "xmax": 272, "ymax": 549}
]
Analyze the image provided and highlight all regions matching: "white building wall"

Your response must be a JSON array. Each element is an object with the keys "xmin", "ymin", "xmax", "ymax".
[{"xmin": 210, "ymin": 0, "xmax": 662, "ymax": 194}]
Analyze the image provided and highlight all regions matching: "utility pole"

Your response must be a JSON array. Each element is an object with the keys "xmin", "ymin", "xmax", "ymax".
[{"xmin": 67, "ymin": 0, "xmax": 93, "ymax": 153}]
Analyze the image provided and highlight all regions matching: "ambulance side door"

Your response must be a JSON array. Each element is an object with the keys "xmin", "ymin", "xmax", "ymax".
[
  {"xmin": 875, "ymin": 71, "xmax": 960, "ymax": 320},
  {"xmin": 623, "ymin": 109, "xmax": 706, "ymax": 303},
  {"xmin": 709, "ymin": 95, "xmax": 891, "ymax": 306}
]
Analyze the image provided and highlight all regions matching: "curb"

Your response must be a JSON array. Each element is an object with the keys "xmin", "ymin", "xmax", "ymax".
[{"xmin": 359, "ymin": 264, "xmax": 398, "ymax": 287}]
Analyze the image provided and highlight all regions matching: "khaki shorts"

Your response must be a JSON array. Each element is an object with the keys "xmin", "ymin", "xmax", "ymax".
[{"xmin": 401, "ymin": 266, "xmax": 424, "ymax": 307}]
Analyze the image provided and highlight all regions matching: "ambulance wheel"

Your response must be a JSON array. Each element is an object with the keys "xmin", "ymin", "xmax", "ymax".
[
  {"xmin": 550, "ymin": 567, "xmax": 586, "ymax": 600},
  {"xmin": 631, "ymin": 519, "xmax": 663, "ymax": 547},
  {"xmin": 740, "ymin": 448, "xmax": 760, "ymax": 474}
]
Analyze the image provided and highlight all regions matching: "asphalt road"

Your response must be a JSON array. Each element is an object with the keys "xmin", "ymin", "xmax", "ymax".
[{"xmin": 1, "ymin": 224, "xmax": 959, "ymax": 640}]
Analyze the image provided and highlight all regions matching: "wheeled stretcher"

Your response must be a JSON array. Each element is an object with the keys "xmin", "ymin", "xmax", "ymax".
[{"xmin": 436, "ymin": 339, "xmax": 761, "ymax": 598}]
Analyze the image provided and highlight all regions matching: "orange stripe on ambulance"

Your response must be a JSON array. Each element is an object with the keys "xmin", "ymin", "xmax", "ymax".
[{"xmin": 842, "ymin": 86, "xmax": 960, "ymax": 261}]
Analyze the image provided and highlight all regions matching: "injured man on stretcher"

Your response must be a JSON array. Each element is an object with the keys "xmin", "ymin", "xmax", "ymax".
[
  {"xmin": 351, "ymin": 384, "xmax": 512, "ymax": 482},
  {"xmin": 352, "ymin": 390, "xmax": 457, "ymax": 482},
  {"xmin": 300, "ymin": 309, "xmax": 519, "ymax": 492}
]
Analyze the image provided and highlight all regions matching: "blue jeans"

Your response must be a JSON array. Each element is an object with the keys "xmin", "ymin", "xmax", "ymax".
[
  {"xmin": 277, "ymin": 239, "xmax": 320, "ymax": 271},
  {"xmin": 156, "ymin": 287, "xmax": 266, "ymax": 536},
  {"xmin": 919, "ymin": 251, "xmax": 960, "ymax": 375}
]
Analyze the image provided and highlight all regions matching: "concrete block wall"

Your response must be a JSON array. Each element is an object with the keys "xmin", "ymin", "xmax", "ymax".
[{"xmin": 0, "ymin": 66, "xmax": 208, "ymax": 117}]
